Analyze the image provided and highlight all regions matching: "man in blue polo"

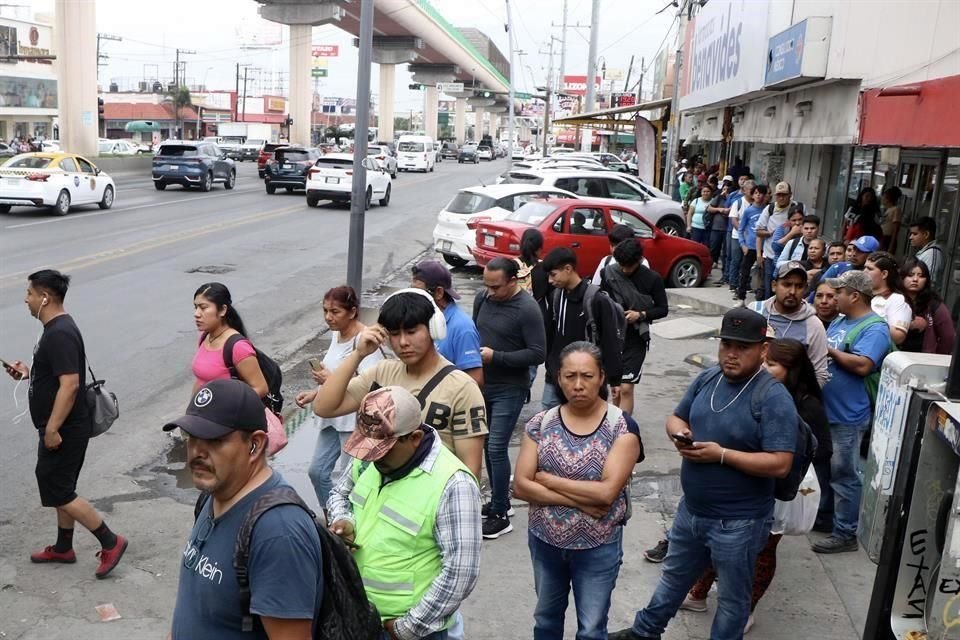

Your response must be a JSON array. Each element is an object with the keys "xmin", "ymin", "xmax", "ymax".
[{"xmin": 412, "ymin": 260, "xmax": 483, "ymax": 387}]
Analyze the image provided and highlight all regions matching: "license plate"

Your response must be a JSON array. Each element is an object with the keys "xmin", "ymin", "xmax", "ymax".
[
  {"xmin": 282, "ymin": 163, "xmax": 291, "ymax": 169},
  {"xmin": 440, "ymin": 241, "xmax": 452, "ymax": 252},
  {"xmin": 483, "ymin": 235, "xmax": 496, "ymax": 247},
  {"xmin": 165, "ymin": 165, "xmax": 176, "ymax": 171},
  {"xmin": 325, "ymin": 177, "xmax": 339, "ymax": 184}
]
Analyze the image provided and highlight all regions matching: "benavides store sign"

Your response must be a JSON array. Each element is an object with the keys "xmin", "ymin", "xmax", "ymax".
[{"xmin": 679, "ymin": 0, "xmax": 768, "ymax": 111}]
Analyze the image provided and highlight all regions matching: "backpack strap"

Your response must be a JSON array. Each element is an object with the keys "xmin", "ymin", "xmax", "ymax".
[
  {"xmin": 221, "ymin": 333, "xmax": 245, "ymax": 379},
  {"xmin": 417, "ymin": 365, "xmax": 457, "ymax": 408},
  {"xmin": 472, "ymin": 291, "xmax": 488, "ymax": 323},
  {"xmin": 842, "ymin": 314, "xmax": 888, "ymax": 352},
  {"xmin": 234, "ymin": 486, "xmax": 317, "ymax": 633},
  {"xmin": 193, "ymin": 492, "xmax": 210, "ymax": 522},
  {"xmin": 748, "ymin": 373, "xmax": 779, "ymax": 423},
  {"xmin": 692, "ymin": 366, "xmax": 724, "ymax": 398}
]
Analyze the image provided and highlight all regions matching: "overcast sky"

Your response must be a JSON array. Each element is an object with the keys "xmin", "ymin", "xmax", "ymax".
[{"xmin": 32, "ymin": 0, "xmax": 676, "ymax": 110}]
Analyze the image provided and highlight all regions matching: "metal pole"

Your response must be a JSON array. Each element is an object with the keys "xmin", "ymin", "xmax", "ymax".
[
  {"xmin": 234, "ymin": 63, "xmax": 240, "ymax": 122},
  {"xmin": 347, "ymin": 0, "xmax": 374, "ymax": 293},
  {"xmin": 663, "ymin": 8, "xmax": 684, "ymax": 194},
  {"xmin": 506, "ymin": 0, "xmax": 515, "ymax": 156},
  {"xmin": 542, "ymin": 37, "xmax": 556, "ymax": 152},
  {"xmin": 242, "ymin": 66, "xmax": 249, "ymax": 123},
  {"xmin": 558, "ymin": 0, "xmax": 568, "ymax": 94},
  {"xmin": 581, "ymin": 0, "xmax": 600, "ymax": 151}
]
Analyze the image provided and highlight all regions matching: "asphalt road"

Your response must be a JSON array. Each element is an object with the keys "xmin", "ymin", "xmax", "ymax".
[{"xmin": 0, "ymin": 157, "xmax": 508, "ymax": 519}]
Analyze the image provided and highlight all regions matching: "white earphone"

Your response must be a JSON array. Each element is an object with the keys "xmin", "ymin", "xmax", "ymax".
[{"xmin": 383, "ymin": 288, "xmax": 447, "ymax": 341}]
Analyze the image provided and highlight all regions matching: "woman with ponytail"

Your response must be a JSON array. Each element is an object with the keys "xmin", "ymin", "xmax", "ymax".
[{"xmin": 190, "ymin": 282, "xmax": 268, "ymax": 397}]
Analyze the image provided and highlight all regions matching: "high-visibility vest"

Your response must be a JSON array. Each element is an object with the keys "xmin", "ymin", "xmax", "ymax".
[{"xmin": 349, "ymin": 445, "xmax": 472, "ymax": 624}]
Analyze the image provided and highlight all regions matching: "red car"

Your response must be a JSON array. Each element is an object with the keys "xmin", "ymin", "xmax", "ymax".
[{"xmin": 472, "ymin": 198, "xmax": 712, "ymax": 288}]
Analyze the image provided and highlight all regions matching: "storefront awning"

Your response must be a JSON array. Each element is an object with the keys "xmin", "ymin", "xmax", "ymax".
[{"xmin": 552, "ymin": 98, "xmax": 671, "ymax": 128}]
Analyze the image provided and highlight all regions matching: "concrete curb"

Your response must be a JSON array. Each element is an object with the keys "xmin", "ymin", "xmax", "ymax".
[{"xmin": 666, "ymin": 287, "xmax": 738, "ymax": 315}]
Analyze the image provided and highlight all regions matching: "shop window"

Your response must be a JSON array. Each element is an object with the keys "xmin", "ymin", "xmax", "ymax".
[{"xmin": 848, "ymin": 147, "xmax": 876, "ymax": 207}]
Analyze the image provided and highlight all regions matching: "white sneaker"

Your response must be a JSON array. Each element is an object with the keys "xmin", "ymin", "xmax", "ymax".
[
  {"xmin": 679, "ymin": 596, "xmax": 707, "ymax": 612},
  {"xmin": 744, "ymin": 613, "xmax": 755, "ymax": 634}
]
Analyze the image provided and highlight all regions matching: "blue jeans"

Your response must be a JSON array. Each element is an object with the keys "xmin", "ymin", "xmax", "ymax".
[
  {"xmin": 542, "ymin": 380, "xmax": 563, "ymax": 411},
  {"xmin": 829, "ymin": 421, "xmax": 870, "ymax": 539},
  {"xmin": 709, "ymin": 229, "xmax": 726, "ymax": 265},
  {"xmin": 726, "ymin": 233, "xmax": 742, "ymax": 284},
  {"xmin": 529, "ymin": 529, "xmax": 624, "ymax": 640},
  {"xmin": 762, "ymin": 257, "xmax": 776, "ymax": 299},
  {"xmin": 630, "ymin": 499, "xmax": 772, "ymax": 640},
  {"xmin": 307, "ymin": 424, "xmax": 352, "ymax": 508},
  {"xmin": 484, "ymin": 385, "xmax": 528, "ymax": 516},
  {"xmin": 690, "ymin": 227, "xmax": 709, "ymax": 247}
]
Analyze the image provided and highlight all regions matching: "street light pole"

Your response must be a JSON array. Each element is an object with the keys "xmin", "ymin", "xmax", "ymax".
[
  {"xmin": 581, "ymin": 0, "xmax": 600, "ymax": 152},
  {"xmin": 347, "ymin": 0, "xmax": 374, "ymax": 293},
  {"xmin": 663, "ymin": 2, "xmax": 687, "ymax": 194},
  {"xmin": 506, "ymin": 0, "xmax": 516, "ymax": 156}
]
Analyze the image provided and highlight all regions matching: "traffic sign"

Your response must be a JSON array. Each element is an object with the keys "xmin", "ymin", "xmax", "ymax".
[
  {"xmin": 514, "ymin": 92, "xmax": 532, "ymax": 100},
  {"xmin": 312, "ymin": 45, "xmax": 339, "ymax": 57},
  {"xmin": 312, "ymin": 68, "xmax": 328, "ymax": 78},
  {"xmin": 437, "ymin": 82, "xmax": 465, "ymax": 94}
]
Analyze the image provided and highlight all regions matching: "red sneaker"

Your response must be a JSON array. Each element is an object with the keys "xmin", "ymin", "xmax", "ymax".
[
  {"xmin": 30, "ymin": 545, "xmax": 77, "ymax": 564},
  {"xmin": 95, "ymin": 535, "xmax": 128, "ymax": 579}
]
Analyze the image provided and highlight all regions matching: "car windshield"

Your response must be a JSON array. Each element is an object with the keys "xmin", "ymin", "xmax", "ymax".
[
  {"xmin": 445, "ymin": 191, "xmax": 498, "ymax": 214},
  {"xmin": 507, "ymin": 201, "xmax": 559, "ymax": 225},
  {"xmin": 398, "ymin": 142, "xmax": 424, "ymax": 152},
  {"xmin": 278, "ymin": 150, "xmax": 310, "ymax": 162},
  {"xmin": 367, "ymin": 148, "xmax": 385, "ymax": 155},
  {"xmin": 157, "ymin": 145, "xmax": 199, "ymax": 157},
  {"xmin": 315, "ymin": 157, "xmax": 353, "ymax": 169},
  {"xmin": 98, "ymin": 142, "xmax": 113, "ymax": 152},
  {"xmin": 6, "ymin": 156, "xmax": 53, "ymax": 169},
  {"xmin": 462, "ymin": 145, "xmax": 477, "ymax": 151},
  {"xmin": 502, "ymin": 173, "xmax": 543, "ymax": 185}
]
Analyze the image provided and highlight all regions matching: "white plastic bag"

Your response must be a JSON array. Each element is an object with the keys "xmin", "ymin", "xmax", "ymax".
[{"xmin": 773, "ymin": 466, "xmax": 820, "ymax": 536}]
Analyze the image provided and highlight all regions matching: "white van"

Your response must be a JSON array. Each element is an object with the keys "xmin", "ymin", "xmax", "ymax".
[{"xmin": 396, "ymin": 135, "xmax": 436, "ymax": 173}]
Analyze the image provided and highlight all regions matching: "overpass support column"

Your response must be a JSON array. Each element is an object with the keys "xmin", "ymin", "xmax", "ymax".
[
  {"xmin": 474, "ymin": 107, "xmax": 485, "ymax": 139},
  {"xmin": 454, "ymin": 98, "xmax": 466, "ymax": 144},
  {"xmin": 378, "ymin": 64, "xmax": 396, "ymax": 142},
  {"xmin": 55, "ymin": 0, "xmax": 98, "ymax": 157},
  {"xmin": 424, "ymin": 85, "xmax": 439, "ymax": 140},
  {"xmin": 288, "ymin": 24, "xmax": 312, "ymax": 146}
]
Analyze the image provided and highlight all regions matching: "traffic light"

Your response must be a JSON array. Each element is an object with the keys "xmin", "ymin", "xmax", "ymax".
[
  {"xmin": 284, "ymin": 115, "xmax": 293, "ymax": 127},
  {"xmin": 98, "ymin": 97, "xmax": 105, "ymax": 120}
]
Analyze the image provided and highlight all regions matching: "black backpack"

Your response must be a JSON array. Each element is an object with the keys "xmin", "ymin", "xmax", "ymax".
[
  {"xmin": 551, "ymin": 283, "xmax": 627, "ymax": 351},
  {"xmin": 692, "ymin": 367, "xmax": 817, "ymax": 502},
  {"xmin": 222, "ymin": 334, "xmax": 284, "ymax": 415},
  {"xmin": 194, "ymin": 487, "xmax": 381, "ymax": 639}
]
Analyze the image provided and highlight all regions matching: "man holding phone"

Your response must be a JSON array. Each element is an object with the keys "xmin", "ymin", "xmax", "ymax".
[
  {"xmin": 3, "ymin": 270, "xmax": 128, "ymax": 578},
  {"xmin": 611, "ymin": 307, "xmax": 797, "ymax": 640}
]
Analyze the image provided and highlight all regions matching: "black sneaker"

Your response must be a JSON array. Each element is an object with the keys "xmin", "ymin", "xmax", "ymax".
[
  {"xmin": 608, "ymin": 629, "xmax": 653, "ymax": 640},
  {"xmin": 811, "ymin": 536, "xmax": 858, "ymax": 554},
  {"xmin": 643, "ymin": 539, "xmax": 669, "ymax": 563},
  {"xmin": 482, "ymin": 514, "xmax": 513, "ymax": 539},
  {"xmin": 481, "ymin": 502, "xmax": 515, "ymax": 519}
]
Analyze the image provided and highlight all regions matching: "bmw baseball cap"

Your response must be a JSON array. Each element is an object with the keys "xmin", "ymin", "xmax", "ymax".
[
  {"xmin": 851, "ymin": 236, "xmax": 880, "ymax": 254},
  {"xmin": 163, "ymin": 379, "xmax": 267, "ymax": 439}
]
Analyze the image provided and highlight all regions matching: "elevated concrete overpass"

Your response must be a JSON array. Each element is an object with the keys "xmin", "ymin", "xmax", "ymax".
[{"xmin": 255, "ymin": 0, "xmax": 514, "ymax": 144}]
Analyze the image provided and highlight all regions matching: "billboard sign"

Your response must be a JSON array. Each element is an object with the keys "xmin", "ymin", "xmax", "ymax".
[
  {"xmin": 679, "ymin": 0, "xmax": 769, "ymax": 110},
  {"xmin": 312, "ymin": 45, "xmax": 339, "ymax": 57},
  {"xmin": 561, "ymin": 75, "xmax": 601, "ymax": 97}
]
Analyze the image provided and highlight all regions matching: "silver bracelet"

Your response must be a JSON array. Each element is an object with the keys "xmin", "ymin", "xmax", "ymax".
[{"xmin": 720, "ymin": 448, "xmax": 727, "ymax": 465}]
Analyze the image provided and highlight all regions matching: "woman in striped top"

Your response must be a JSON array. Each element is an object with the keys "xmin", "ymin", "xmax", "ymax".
[{"xmin": 514, "ymin": 341, "xmax": 643, "ymax": 640}]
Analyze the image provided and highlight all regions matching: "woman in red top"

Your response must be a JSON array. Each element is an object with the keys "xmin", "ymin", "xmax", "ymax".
[{"xmin": 190, "ymin": 282, "xmax": 268, "ymax": 397}]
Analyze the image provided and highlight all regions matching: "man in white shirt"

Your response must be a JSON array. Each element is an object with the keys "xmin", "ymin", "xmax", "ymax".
[
  {"xmin": 725, "ymin": 177, "xmax": 753, "ymax": 292},
  {"xmin": 755, "ymin": 181, "xmax": 802, "ymax": 299}
]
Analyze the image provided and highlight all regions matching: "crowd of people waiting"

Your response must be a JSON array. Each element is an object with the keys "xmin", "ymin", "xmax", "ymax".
[{"xmin": 5, "ymin": 155, "xmax": 957, "ymax": 639}]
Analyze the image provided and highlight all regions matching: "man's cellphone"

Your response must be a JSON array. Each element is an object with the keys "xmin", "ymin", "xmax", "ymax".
[
  {"xmin": 308, "ymin": 358, "xmax": 324, "ymax": 371},
  {"xmin": 671, "ymin": 433, "xmax": 695, "ymax": 446}
]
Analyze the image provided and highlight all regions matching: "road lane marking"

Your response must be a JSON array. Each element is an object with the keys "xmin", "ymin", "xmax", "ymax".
[
  {"xmin": 0, "ymin": 203, "xmax": 305, "ymax": 289},
  {"xmin": 3, "ymin": 184, "xmax": 264, "ymax": 229}
]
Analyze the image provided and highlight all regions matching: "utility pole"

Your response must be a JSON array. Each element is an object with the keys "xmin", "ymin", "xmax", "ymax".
[
  {"xmin": 242, "ymin": 66, "xmax": 250, "ymax": 123},
  {"xmin": 174, "ymin": 48, "xmax": 195, "ymax": 139},
  {"xmin": 506, "ymin": 0, "xmax": 516, "ymax": 157},
  {"xmin": 540, "ymin": 35, "xmax": 559, "ymax": 152},
  {"xmin": 663, "ymin": 1, "xmax": 687, "ymax": 194},
  {"xmin": 581, "ymin": 0, "xmax": 600, "ymax": 152},
  {"xmin": 96, "ymin": 33, "xmax": 121, "ymax": 84},
  {"xmin": 347, "ymin": 0, "xmax": 374, "ymax": 293},
  {"xmin": 558, "ymin": 0, "xmax": 568, "ymax": 94}
]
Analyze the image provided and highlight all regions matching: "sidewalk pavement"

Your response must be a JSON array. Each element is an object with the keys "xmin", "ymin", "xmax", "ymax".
[{"xmin": 274, "ymin": 263, "xmax": 877, "ymax": 640}]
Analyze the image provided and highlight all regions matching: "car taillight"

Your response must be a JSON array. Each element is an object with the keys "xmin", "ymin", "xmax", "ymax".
[
  {"xmin": 26, "ymin": 173, "xmax": 49, "ymax": 181},
  {"xmin": 508, "ymin": 241, "xmax": 520, "ymax": 251},
  {"xmin": 376, "ymin": 155, "xmax": 385, "ymax": 160},
  {"xmin": 307, "ymin": 169, "xmax": 320, "ymax": 179},
  {"xmin": 466, "ymin": 215, "xmax": 491, "ymax": 230},
  {"xmin": 345, "ymin": 170, "xmax": 353, "ymax": 176}
]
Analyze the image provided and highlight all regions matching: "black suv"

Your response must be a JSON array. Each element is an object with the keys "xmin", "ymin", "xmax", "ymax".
[
  {"xmin": 152, "ymin": 142, "xmax": 236, "ymax": 191},
  {"xmin": 458, "ymin": 144, "xmax": 480, "ymax": 164},
  {"xmin": 441, "ymin": 142, "xmax": 459, "ymax": 159},
  {"xmin": 264, "ymin": 147, "xmax": 322, "ymax": 194}
]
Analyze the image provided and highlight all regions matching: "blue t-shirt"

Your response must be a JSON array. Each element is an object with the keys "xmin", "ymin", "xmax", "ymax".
[
  {"xmin": 674, "ymin": 367, "xmax": 797, "ymax": 519},
  {"xmin": 171, "ymin": 472, "xmax": 322, "ymax": 639},
  {"xmin": 436, "ymin": 303, "xmax": 482, "ymax": 371},
  {"xmin": 738, "ymin": 204, "xmax": 763, "ymax": 250},
  {"xmin": 823, "ymin": 313, "xmax": 891, "ymax": 425},
  {"xmin": 770, "ymin": 223, "xmax": 790, "ymax": 257}
]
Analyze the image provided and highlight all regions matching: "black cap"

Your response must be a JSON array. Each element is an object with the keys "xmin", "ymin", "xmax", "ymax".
[
  {"xmin": 719, "ymin": 307, "xmax": 774, "ymax": 344},
  {"xmin": 163, "ymin": 379, "xmax": 267, "ymax": 439}
]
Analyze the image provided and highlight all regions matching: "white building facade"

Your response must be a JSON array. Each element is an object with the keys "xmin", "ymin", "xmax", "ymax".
[{"xmin": 0, "ymin": 17, "xmax": 57, "ymax": 141}]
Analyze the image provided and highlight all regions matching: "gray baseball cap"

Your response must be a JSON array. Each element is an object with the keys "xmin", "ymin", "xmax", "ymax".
[{"xmin": 826, "ymin": 270, "xmax": 874, "ymax": 298}]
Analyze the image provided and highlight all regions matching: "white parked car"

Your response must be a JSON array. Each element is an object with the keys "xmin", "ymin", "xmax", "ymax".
[
  {"xmin": 367, "ymin": 144, "xmax": 398, "ymax": 179},
  {"xmin": 98, "ymin": 139, "xmax": 139, "ymax": 155},
  {"xmin": 477, "ymin": 145, "xmax": 494, "ymax": 161},
  {"xmin": 499, "ymin": 168, "xmax": 686, "ymax": 235},
  {"xmin": 432, "ymin": 183, "xmax": 574, "ymax": 266},
  {"xmin": 305, "ymin": 153, "xmax": 391, "ymax": 209},
  {"xmin": 0, "ymin": 152, "xmax": 116, "ymax": 216}
]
